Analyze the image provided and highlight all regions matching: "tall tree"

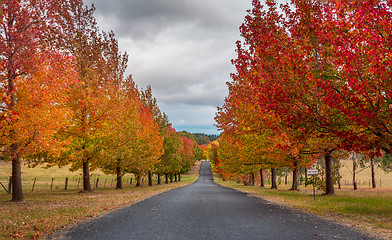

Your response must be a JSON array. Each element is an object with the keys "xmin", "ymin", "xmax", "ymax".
[
  {"xmin": 216, "ymin": 0, "xmax": 348, "ymax": 194},
  {"xmin": 0, "ymin": 0, "xmax": 76, "ymax": 201},
  {"xmin": 158, "ymin": 126, "xmax": 182, "ymax": 183},
  {"xmin": 140, "ymin": 85, "xmax": 172, "ymax": 181},
  {"xmin": 315, "ymin": 1, "xmax": 392, "ymax": 154},
  {"xmin": 51, "ymin": 0, "xmax": 125, "ymax": 192}
]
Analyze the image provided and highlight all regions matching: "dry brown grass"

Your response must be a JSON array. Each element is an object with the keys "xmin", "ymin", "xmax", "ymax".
[
  {"xmin": 255, "ymin": 159, "xmax": 391, "ymax": 190},
  {"xmin": 339, "ymin": 159, "xmax": 392, "ymax": 188},
  {"xmin": 0, "ymin": 160, "xmax": 135, "ymax": 193}
]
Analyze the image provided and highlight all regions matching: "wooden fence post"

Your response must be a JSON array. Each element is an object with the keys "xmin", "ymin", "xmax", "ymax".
[
  {"xmin": 50, "ymin": 178, "xmax": 54, "ymax": 191},
  {"xmin": 8, "ymin": 176, "xmax": 12, "ymax": 194},
  {"xmin": 64, "ymin": 177, "xmax": 68, "ymax": 190},
  {"xmin": 32, "ymin": 177, "xmax": 37, "ymax": 192}
]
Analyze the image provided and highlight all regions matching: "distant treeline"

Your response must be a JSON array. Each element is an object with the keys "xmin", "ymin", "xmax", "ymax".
[{"xmin": 192, "ymin": 133, "xmax": 219, "ymax": 145}]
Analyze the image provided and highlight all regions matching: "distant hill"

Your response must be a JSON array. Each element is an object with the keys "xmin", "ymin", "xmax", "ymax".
[{"xmin": 192, "ymin": 133, "xmax": 219, "ymax": 145}]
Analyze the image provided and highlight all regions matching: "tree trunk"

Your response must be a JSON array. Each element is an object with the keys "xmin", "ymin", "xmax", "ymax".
[
  {"xmin": 259, "ymin": 168, "xmax": 264, "ymax": 187},
  {"xmin": 178, "ymin": 174, "xmax": 181, "ymax": 181},
  {"xmin": 135, "ymin": 174, "xmax": 141, "ymax": 187},
  {"xmin": 174, "ymin": 174, "xmax": 177, "ymax": 182},
  {"xmin": 116, "ymin": 166, "xmax": 122, "ymax": 189},
  {"xmin": 325, "ymin": 151, "xmax": 335, "ymax": 195},
  {"xmin": 148, "ymin": 171, "xmax": 153, "ymax": 186},
  {"xmin": 11, "ymin": 151, "xmax": 24, "ymax": 202},
  {"xmin": 290, "ymin": 161, "xmax": 299, "ymax": 190},
  {"xmin": 250, "ymin": 173, "xmax": 255, "ymax": 186},
  {"xmin": 165, "ymin": 173, "xmax": 168, "ymax": 184},
  {"xmin": 353, "ymin": 154, "xmax": 357, "ymax": 190},
  {"xmin": 157, "ymin": 173, "xmax": 161, "ymax": 185},
  {"xmin": 83, "ymin": 158, "xmax": 92, "ymax": 192},
  {"xmin": 304, "ymin": 167, "xmax": 308, "ymax": 187},
  {"xmin": 285, "ymin": 172, "xmax": 288, "ymax": 185},
  {"xmin": 170, "ymin": 174, "xmax": 173, "ymax": 183},
  {"xmin": 9, "ymin": 70, "xmax": 24, "ymax": 201},
  {"xmin": 271, "ymin": 168, "xmax": 277, "ymax": 189},
  {"xmin": 371, "ymin": 158, "xmax": 376, "ymax": 188}
]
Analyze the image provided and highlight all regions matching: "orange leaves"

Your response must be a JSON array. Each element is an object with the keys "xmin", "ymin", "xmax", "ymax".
[
  {"xmin": 97, "ymin": 79, "xmax": 164, "ymax": 178},
  {"xmin": 0, "ymin": 52, "xmax": 78, "ymax": 158},
  {"xmin": 0, "ymin": 0, "xmax": 183, "ymax": 199}
]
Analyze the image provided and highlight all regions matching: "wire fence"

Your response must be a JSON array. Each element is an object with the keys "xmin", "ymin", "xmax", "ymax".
[
  {"xmin": 0, "ymin": 174, "xmax": 168, "ymax": 194},
  {"xmin": 242, "ymin": 171, "xmax": 392, "ymax": 189}
]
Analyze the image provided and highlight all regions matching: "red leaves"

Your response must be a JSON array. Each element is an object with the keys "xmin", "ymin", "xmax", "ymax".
[{"xmin": 216, "ymin": 0, "xmax": 392, "ymax": 180}]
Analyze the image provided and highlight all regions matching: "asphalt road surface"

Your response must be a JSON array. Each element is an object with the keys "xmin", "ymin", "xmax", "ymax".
[{"xmin": 57, "ymin": 161, "xmax": 377, "ymax": 240}]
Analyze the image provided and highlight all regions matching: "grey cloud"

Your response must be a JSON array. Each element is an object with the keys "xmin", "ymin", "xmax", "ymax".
[
  {"xmin": 156, "ymin": 84, "xmax": 228, "ymax": 106},
  {"xmin": 89, "ymin": 0, "xmax": 251, "ymax": 39},
  {"xmin": 125, "ymin": 31, "xmax": 234, "ymax": 106},
  {"xmin": 84, "ymin": 0, "xmax": 253, "ymax": 133}
]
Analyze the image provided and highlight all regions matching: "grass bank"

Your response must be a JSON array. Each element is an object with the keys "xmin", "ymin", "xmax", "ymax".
[
  {"xmin": 215, "ymin": 177, "xmax": 392, "ymax": 240},
  {"xmin": 0, "ymin": 161, "xmax": 200, "ymax": 239}
]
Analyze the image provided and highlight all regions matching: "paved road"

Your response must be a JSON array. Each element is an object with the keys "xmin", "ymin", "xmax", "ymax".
[{"xmin": 57, "ymin": 161, "xmax": 377, "ymax": 240}]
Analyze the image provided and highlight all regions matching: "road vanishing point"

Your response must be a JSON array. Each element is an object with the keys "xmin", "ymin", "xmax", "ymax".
[{"xmin": 57, "ymin": 161, "xmax": 377, "ymax": 240}]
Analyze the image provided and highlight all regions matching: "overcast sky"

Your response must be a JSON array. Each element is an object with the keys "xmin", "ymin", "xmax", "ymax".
[{"xmin": 84, "ymin": 0, "xmax": 254, "ymax": 134}]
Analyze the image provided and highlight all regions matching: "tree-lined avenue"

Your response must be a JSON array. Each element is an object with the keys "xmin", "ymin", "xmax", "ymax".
[{"xmin": 58, "ymin": 161, "xmax": 375, "ymax": 240}]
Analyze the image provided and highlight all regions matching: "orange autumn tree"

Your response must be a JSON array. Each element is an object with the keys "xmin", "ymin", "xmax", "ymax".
[
  {"xmin": 97, "ymin": 79, "xmax": 139, "ymax": 189},
  {"xmin": 178, "ymin": 136, "xmax": 197, "ymax": 178},
  {"xmin": 126, "ymin": 84, "xmax": 164, "ymax": 187},
  {"xmin": 139, "ymin": 86, "xmax": 171, "ymax": 184},
  {"xmin": 48, "ymin": 0, "xmax": 129, "ymax": 192},
  {"xmin": 99, "ymin": 78, "xmax": 163, "ymax": 188},
  {"xmin": 216, "ymin": 135, "xmax": 244, "ymax": 181},
  {"xmin": 0, "ymin": 0, "xmax": 77, "ymax": 202},
  {"xmin": 89, "ymin": 59, "xmax": 163, "ymax": 188},
  {"xmin": 99, "ymin": 92, "xmax": 163, "ymax": 188},
  {"xmin": 129, "ymin": 106, "xmax": 163, "ymax": 187},
  {"xmin": 1, "ymin": 53, "xmax": 78, "ymax": 201}
]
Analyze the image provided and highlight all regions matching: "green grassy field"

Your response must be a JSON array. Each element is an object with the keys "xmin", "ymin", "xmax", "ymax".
[
  {"xmin": 215, "ymin": 178, "xmax": 392, "ymax": 239},
  {"xmin": 0, "ymin": 161, "xmax": 201, "ymax": 239}
]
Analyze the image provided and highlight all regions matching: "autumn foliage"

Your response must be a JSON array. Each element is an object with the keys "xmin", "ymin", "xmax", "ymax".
[
  {"xmin": 215, "ymin": 0, "xmax": 392, "ymax": 194},
  {"xmin": 0, "ymin": 0, "xmax": 198, "ymax": 201}
]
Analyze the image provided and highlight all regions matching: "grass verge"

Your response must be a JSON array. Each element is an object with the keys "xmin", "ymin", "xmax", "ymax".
[
  {"xmin": 215, "ymin": 177, "xmax": 392, "ymax": 240},
  {"xmin": 0, "ymin": 161, "xmax": 200, "ymax": 239}
]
